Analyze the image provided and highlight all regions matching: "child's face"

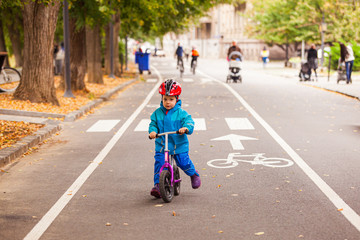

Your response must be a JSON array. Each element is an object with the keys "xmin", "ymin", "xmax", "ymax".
[{"xmin": 162, "ymin": 95, "xmax": 177, "ymax": 110}]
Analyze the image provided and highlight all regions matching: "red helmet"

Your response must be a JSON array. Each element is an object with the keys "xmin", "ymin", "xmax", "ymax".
[{"xmin": 159, "ymin": 79, "xmax": 182, "ymax": 96}]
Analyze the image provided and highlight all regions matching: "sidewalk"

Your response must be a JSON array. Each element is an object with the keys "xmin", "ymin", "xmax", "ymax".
[{"xmin": 263, "ymin": 61, "xmax": 360, "ymax": 101}]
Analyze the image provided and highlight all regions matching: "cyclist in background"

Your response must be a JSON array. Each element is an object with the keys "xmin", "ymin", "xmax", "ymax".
[
  {"xmin": 191, "ymin": 47, "xmax": 199, "ymax": 69},
  {"xmin": 174, "ymin": 42, "xmax": 184, "ymax": 69}
]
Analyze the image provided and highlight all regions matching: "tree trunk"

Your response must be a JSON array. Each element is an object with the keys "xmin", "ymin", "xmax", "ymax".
[
  {"xmin": 86, "ymin": 24, "xmax": 103, "ymax": 84},
  {"xmin": 69, "ymin": 17, "xmax": 86, "ymax": 91},
  {"xmin": 105, "ymin": 12, "xmax": 121, "ymax": 77},
  {"xmin": 0, "ymin": 17, "xmax": 9, "ymax": 67},
  {"xmin": 6, "ymin": 8, "xmax": 23, "ymax": 67},
  {"xmin": 14, "ymin": 1, "xmax": 60, "ymax": 105}
]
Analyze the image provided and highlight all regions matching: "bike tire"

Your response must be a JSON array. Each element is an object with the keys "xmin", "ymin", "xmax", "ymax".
[
  {"xmin": 207, "ymin": 159, "xmax": 238, "ymax": 168},
  {"xmin": 159, "ymin": 170, "xmax": 174, "ymax": 203},
  {"xmin": 174, "ymin": 164, "xmax": 181, "ymax": 196},
  {"xmin": 261, "ymin": 158, "xmax": 294, "ymax": 168},
  {"xmin": 0, "ymin": 67, "xmax": 21, "ymax": 91}
]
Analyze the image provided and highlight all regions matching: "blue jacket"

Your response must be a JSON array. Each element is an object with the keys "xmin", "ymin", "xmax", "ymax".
[
  {"xmin": 149, "ymin": 100, "xmax": 194, "ymax": 154},
  {"xmin": 175, "ymin": 46, "xmax": 183, "ymax": 57}
]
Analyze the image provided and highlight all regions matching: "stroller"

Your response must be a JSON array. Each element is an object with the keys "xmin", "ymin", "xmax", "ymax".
[
  {"xmin": 337, "ymin": 60, "xmax": 347, "ymax": 84},
  {"xmin": 299, "ymin": 61, "xmax": 311, "ymax": 81},
  {"xmin": 226, "ymin": 51, "xmax": 242, "ymax": 83}
]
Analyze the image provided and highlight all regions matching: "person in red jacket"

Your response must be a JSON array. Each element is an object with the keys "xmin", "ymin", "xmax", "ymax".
[{"xmin": 191, "ymin": 47, "xmax": 199, "ymax": 69}]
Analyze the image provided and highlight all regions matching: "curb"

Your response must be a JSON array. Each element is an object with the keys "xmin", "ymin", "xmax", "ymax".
[
  {"xmin": 0, "ymin": 124, "xmax": 61, "ymax": 168},
  {"xmin": 0, "ymin": 77, "xmax": 138, "ymax": 169}
]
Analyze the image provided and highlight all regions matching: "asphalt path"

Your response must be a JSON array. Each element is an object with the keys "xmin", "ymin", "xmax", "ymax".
[{"xmin": 0, "ymin": 57, "xmax": 360, "ymax": 240}]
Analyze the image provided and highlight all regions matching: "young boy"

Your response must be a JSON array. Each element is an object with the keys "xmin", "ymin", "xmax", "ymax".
[{"xmin": 148, "ymin": 79, "xmax": 201, "ymax": 198}]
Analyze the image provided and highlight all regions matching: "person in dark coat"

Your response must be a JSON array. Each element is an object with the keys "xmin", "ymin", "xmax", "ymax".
[
  {"xmin": 227, "ymin": 40, "xmax": 243, "ymax": 61},
  {"xmin": 307, "ymin": 44, "xmax": 318, "ymax": 80}
]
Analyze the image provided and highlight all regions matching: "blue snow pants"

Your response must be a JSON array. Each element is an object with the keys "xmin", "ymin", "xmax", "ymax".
[{"xmin": 153, "ymin": 152, "xmax": 199, "ymax": 185}]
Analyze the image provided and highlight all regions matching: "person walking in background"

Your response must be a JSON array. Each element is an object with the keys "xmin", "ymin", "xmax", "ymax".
[
  {"xmin": 340, "ymin": 42, "xmax": 355, "ymax": 84},
  {"xmin": 227, "ymin": 40, "xmax": 243, "ymax": 61},
  {"xmin": 260, "ymin": 47, "xmax": 269, "ymax": 68},
  {"xmin": 307, "ymin": 44, "xmax": 318, "ymax": 81},
  {"xmin": 55, "ymin": 42, "xmax": 64, "ymax": 75}
]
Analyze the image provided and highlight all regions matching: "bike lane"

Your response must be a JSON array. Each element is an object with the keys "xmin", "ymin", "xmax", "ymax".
[{"xmin": 7, "ymin": 57, "xmax": 359, "ymax": 240}]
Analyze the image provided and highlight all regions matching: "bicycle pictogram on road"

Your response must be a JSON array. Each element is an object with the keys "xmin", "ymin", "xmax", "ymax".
[{"xmin": 207, "ymin": 153, "xmax": 294, "ymax": 168}]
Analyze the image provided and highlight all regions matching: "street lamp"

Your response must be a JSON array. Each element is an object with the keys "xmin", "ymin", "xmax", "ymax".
[{"xmin": 63, "ymin": 0, "xmax": 74, "ymax": 98}]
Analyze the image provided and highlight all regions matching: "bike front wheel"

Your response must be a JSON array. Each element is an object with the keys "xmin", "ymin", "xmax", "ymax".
[
  {"xmin": 0, "ymin": 67, "xmax": 21, "ymax": 91},
  {"xmin": 159, "ymin": 170, "xmax": 174, "ymax": 203},
  {"xmin": 261, "ymin": 158, "xmax": 294, "ymax": 168},
  {"xmin": 207, "ymin": 159, "xmax": 238, "ymax": 168}
]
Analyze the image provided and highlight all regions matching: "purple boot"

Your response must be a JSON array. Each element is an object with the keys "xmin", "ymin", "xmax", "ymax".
[
  {"xmin": 150, "ymin": 184, "xmax": 161, "ymax": 198},
  {"xmin": 191, "ymin": 171, "xmax": 201, "ymax": 189}
]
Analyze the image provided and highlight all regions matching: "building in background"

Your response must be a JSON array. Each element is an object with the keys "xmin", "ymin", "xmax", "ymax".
[{"xmin": 161, "ymin": 2, "xmax": 287, "ymax": 61}]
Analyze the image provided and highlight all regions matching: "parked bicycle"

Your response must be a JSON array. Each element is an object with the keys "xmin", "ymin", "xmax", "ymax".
[
  {"xmin": 0, "ymin": 52, "xmax": 21, "ymax": 92},
  {"xmin": 207, "ymin": 153, "xmax": 294, "ymax": 168},
  {"xmin": 150, "ymin": 129, "xmax": 189, "ymax": 203}
]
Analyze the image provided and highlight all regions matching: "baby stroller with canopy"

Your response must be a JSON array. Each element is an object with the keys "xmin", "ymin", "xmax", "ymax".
[
  {"xmin": 226, "ymin": 51, "xmax": 242, "ymax": 83},
  {"xmin": 337, "ymin": 60, "xmax": 347, "ymax": 84},
  {"xmin": 299, "ymin": 61, "xmax": 311, "ymax": 81}
]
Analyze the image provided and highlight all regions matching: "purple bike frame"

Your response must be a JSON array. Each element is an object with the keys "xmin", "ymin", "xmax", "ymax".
[{"xmin": 157, "ymin": 131, "xmax": 182, "ymax": 187}]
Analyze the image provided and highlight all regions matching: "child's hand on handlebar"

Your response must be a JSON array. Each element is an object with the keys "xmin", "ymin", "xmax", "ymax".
[
  {"xmin": 178, "ymin": 127, "xmax": 189, "ymax": 135},
  {"xmin": 149, "ymin": 132, "xmax": 157, "ymax": 139}
]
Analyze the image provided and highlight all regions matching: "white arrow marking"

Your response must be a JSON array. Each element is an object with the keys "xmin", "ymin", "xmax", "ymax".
[{"xmin": 211, "ymin": 134, "xmax": 257, "ymax": 150}]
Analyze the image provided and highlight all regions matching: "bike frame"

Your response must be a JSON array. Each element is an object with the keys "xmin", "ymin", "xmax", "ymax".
[{"xmin": 157, "ymin": 131, "xmax": 182, "ymax": 187}]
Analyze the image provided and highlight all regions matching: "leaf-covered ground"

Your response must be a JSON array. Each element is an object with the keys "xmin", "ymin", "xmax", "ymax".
[{"xmin": 0, "ymin": 65, "xmax": 137, "ymax": 151}]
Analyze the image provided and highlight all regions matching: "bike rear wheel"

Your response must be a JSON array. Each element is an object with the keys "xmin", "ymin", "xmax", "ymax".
[
  {"xmin": 159, "ymin": 170, "xmax": 174, "ymax": 203},
  {"xmin": 0, "ymin": 67, "xmax": 21, "ymax": 92}
]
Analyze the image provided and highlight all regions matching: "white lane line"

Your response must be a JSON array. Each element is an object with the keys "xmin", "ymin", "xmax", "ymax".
[
  {"xmin": 134, "ymin": 118, "xmax": 206, "ymax": 131},
  {"xmin": 197, "ymin": 69, "xmax": 360, "ymax": 232},
  {"xmin": 86, "ymin": 120, "xmax": 120, "ymax": 132},
  {"xmin": 23, "ymin": 66, "xmax": 163, "ymax": 240},
  {"xmin": 225, "ymin": 118, "xmax": 254, "ymax": 130},
  {"xmin": 194, "ymin": 118, "xmax": 206, "ymax": 131},
  {"xmin": 134, "ymin": 119, "xmax": 150, "ymax": 132}
]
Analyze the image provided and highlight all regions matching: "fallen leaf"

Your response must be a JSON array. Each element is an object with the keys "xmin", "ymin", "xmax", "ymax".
[{"xmin": 172, "ymin": 211, "xmax": 176, "ymax": 216}]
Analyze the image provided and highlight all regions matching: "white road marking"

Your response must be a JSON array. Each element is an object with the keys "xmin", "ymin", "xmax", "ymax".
[
  {"xmin": 200, "ymin": 78, "xmax": 213, "ymax": 83},
  {"xmin": 197, "ymin": 69, "xmax": 360, "ymax": 232},
  {"xmin": 194, "ymin": 118, "xmax": 206, "ymax": 131},
  {"xmin": 135, "ymin": 119, "xmax": 151, "ymax": 132},
  {"xmin": 182, "ymin": 78, "xmax": 194, "ymax": 82},
  {"xmin": 23, "ymin": 66, "xmax": 163, "ymax": 240},
  {"xmin": 134, "ymin": 118, "xmax": 206, "ymax": 132},
  {"xmin": 211, "ymin": 134, "xmax": 257, "ymax": 150},
  {"xmin": 86, "ymin": 120, "xmax": 120, "ymax": 132},
  {"xmin": 146, "ymin": 78, "xmax": 157, "ymax": 83},
  {"xmin": 225, "ymin": 118, "xmax": 254, "ymax": 130}
]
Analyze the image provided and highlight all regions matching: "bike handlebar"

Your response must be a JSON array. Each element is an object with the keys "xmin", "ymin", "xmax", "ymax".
[{"xmin": 149, "ymin": 129, "xmax": 189, "ymax": 139}]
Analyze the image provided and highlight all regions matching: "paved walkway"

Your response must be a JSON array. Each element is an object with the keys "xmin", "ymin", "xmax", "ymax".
[{"xmin": 261, "ymin": 61, "xmax": 360, "ymax": 100}]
